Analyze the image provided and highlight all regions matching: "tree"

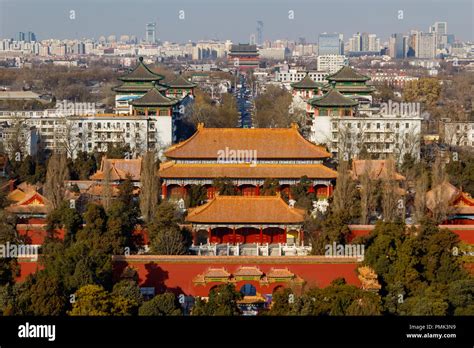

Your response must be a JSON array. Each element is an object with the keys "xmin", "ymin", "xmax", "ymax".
[
  {"xmin": 139, "ymin": 151, "xmax": 160, "ymax": 223},
  {"xmin": 359, "ymin": 167, "xmax": 379, "ymax": 224},
  {"xmin": 413, "ymin": 169, "xmax": 429, "ymax": 223},
  {"xmin": 148, "ymin": 202, "xmax": 187, "ymax": 255},
  {"xmin": 266, "ymin": 288, "xmax": 294, "ymax": 315},
  {"xmin": 46, "ymin": 201, "xmax": 82, "ymax": 244},
  {"xmin": 68, "ymin": 284, "xmax": 112, "ymax": 316},
  {"xmin": 403, "ymin": 78, "xmax": 441, "ymax": 109},
  {"xmin": 138, "ymin": 293, "xmax": 182, "ymax": 316},
  {"xmin": 0, "ymin": 211, "xmax": 20, "ymax": 286},
  {"xmin": 261, "ymin": 178, "xmax": 279, "ymax": 196},
  {"xmin": 44, "ymin": 153, "xmax": 69, "ymax": 210},
  {"xmin": 213, "ymin": 177, "xmax": 237, "ymax": 196},
  {"xmin": 192, "ymin": 284, "xmax": 242, "ymax": 316},
  {"xmin": 186, "ymin": 184, "xmax": 207, "ymax": 208},
  {"xmin": 28, "ymin": 272, "xmax": 68, "ymax": 315},
  {"xmin": 381, "ymin": 158, "xmax": 401, "ymax": 222},
  {"xmin": 332, "ymin": 160, "xmax": 358, "ymax": 220},
  {"xmin": 254, "ymin": 85, "xmax": 296, "ymax": 128}
]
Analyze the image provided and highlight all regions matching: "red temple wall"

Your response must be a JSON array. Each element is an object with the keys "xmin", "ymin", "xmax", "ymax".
[{"xmin": 112, "ymin": 258, "xmax": 361, "ymax": 297}]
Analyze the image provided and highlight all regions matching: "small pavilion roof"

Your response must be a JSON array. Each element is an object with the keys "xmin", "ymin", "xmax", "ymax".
[
  {"xmin": 186, "ymin": 195, "xmax": 305, "ymax": 224},
  {"xmin": 326, "ymin": 66, "xmax": 370, "ymax": 82},
  {"xmin": 308, "ymin": 88, "xmax": 358, "ymax": 107}
]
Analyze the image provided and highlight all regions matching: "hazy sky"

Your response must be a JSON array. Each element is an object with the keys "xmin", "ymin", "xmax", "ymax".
[{"xmin": 0, "ymin": 0, "xmax": 473, "ymax": 43}]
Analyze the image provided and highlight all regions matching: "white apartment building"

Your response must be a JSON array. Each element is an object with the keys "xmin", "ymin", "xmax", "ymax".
[
  {"xmin": 275, "ymin": 69, "xmax": 328, "ymax": 83},
  {"xmin": 0, "ymin": 106, "xmax": 173, "ymax": 159},
  {"xmin": 310, "ymin": 105, "xmax": 422, "ymax": 162},
  {"xmin": 0, "ymin": 122, "xmax": 39, "ymax": 157},
  {"xmin": 442, "ymin": 119, "xmax": 474, "ymax": 147},
  {"xmin": 316, "ymin": 55, "xmax": 347, "ymax": 73}
]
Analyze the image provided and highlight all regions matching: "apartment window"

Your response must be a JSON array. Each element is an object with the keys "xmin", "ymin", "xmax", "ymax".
[
  {"xmin": 88, "ymin": 123, "xmax": 92, "ymax": 130},
  {"xmin": 107, "ymin": 122, "xmax": 110, "ymax": 128},
  {"xmin": 107, "ymin": 133, "xmax": 111, "ymax": 139},
  {"xmin": 135, "ymin": 133, "xmax": 140, "ymax": 139},
  {"xmin": 347, "ymin": 123, "xmax": 352, "ymax": 128},
  {"xmin": 385, "ymin": 143, "xmax": 390, "ymax": 149},
  {"xmin": 78, "ymin": 122, "xmax": 83, "ymax": 128},
  {"xmin": 97, "ymin": 122, "xmax": 101, "ymax": 129},
  {"xmin": 332, "ymin": 122, "xmax": 337, "ymax": 129},
  {"xmin": 126, "ymin": 123, "xmax": 130, "ymax": 128},
  {"xmin": 377, "ymin": 123, "xmax": 380, "ymax": 129},
  {"xmin": 405, "ymin": 123, "xmax": 409, "ymax": 129},
  {"xmin": 386, "ymin": 123, "xmax": 390, "ymax": 129},
  {"xmin": 135, "ymin": 122, "xmax": 140, "ymax": 128},
  {"xmin": 126, "ymin": 133, "xmax": 130, "ymax": 138},
  {"xmin": 396, "ymin": 123, "xmax": 400, "ymax": 129},
  {"xmin": 376, "ymin": 134, "xmax": 381, "ymax": 139},
  {"xmin": 357, "ymin": 123, "xmax": 361, "ymax": 129},
  {"xmin": 150, "ymin": 122, "xmax": 155, "ymax": 130},
  {"xmin": 366, "ymin": 123, "xmax": 371, "ymax": 129}
]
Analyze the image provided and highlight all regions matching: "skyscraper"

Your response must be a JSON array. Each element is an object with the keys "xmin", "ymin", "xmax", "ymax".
[
  {"xmin": 318, "ymin": 33, "xmax": 343, "ymax": 55},
  {"xmin": 27, "ymin": 32, "xmax": 36, "ymax": 42},
  {"xmin": 389, "ymin": 33, "xmax": 405, "ymax": 58},
  {"xmin": 145, "ymin": 22, "xmax": 156, "ymax": 44},
  {"xmin": 416, "ymin": 32, "xmax": 436, "ymax": 59}
]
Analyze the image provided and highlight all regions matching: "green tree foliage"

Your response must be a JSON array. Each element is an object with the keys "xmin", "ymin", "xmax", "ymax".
[
  {"xmin": 27, "ymin": 272, "xmax": 68, "ymax": 315},
  {"xmin": 105, "ymin": 143, "xmax": 131, "ymax": 159},
  {"xmin": 290, "ymin": 176, "xmax": 316, "ymax": 211},
  {"xmin": 69, "ymin": 151, "xmax": 97, "ymax": 180},
  {"xmin": 46, "ymin": 201, "xmax": 82, "ymax": 244},
  {"xmin": 186, "ymin": 184, "xmax": 207, "ymax": 208},
  {"xmin": 189, "ymin": 89, "xmax": 239, "ymax": 128},
  {"xmin": 148, "ymin": 201, "xmax": 187, "ymax": 255},
  {"xmin": 138, "ymin": 292, "xmax": 182, "ymax": 316},
  {"xmin": 0, "ymin": 211, "xmax": 20, "ymax": 286},
  {"xmin": 213, "ymin": 177, "xmax": 238, "ymax": 195},
  {"xmin": 192, "ymin": 284, "xmax": 242, "ymax": 316},
  {"xmin": 261, "ymin": 178, "xmax": 280, "ymax": 196},
  {"xmin": 445, "ymin": 150, "xmax": 474, "ymax": 196},
  {"xmin": 68, "ymin": 284, "xmax": 112, "ymax": 316}
]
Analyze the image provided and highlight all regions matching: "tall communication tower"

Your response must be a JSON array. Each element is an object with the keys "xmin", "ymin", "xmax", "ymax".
[{"xmin": 256, "ymin": 21, "xmax": 263, "ymax": 46}]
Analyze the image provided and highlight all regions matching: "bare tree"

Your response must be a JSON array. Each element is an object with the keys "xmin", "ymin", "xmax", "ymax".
[
  {"xmin": 414, "ymin": 169, "xmax": 429, "ymax": 223},
  {"xmin": 381, "ymin": 158, "xmax": 401, "ymax": 222},
  {"xmin": 332, "ymin": 160, "xmax": 357, "ymax": 218},
  {"xmin": 44, "ymin": 153, "xmax": 69, "ymax": 210},
  {"xmin": 102, "ymin": 158, "xmax": 112, "ymax": 211},
  {"xmin": 359, "ymin": 164, "xmax": 377, "ymax": 224},
  {"xmin": 139, "ymin": 151, "xmax": 160, "ymax": 223}
]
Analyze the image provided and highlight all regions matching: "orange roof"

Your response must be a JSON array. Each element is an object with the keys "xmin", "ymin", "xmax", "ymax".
[
  {"xmin": 90, "ymin": 157, "xmax": 142, "ymax": 181},
  {"xmin": 204, "ymin": 268, "xmax": 231, "ymax": 278},
  {"xmin": 267, "ymin": 268, "xmax": 294, "ymax": 278},
  {"xmin": 164, "ymin": 123, "xmax": 331, "ymax": 159},
  {"xmin": 159, "ymin": 161, "xmax": 337, "ymax": 179},
  {"xmin": 186, "ymin": 195, "xmax": 305, "ymax": 224},
  {"xmin": 351, "ymin": 160, "xmax": 405, "ymax": 181},
  {"xmin": 426, "ymin": 182, "xmax": 474, "ymax": 214},
  {"xmin": 6, "ymin": 191, "xmax": 49, "ymax": 215},
  {"xmin": 234, "ymin": 266, "xmax": 263, "ymax": 277},
  {"xmin": 7, "ymin": 188, "xmax": 27, "ymax": 203}
]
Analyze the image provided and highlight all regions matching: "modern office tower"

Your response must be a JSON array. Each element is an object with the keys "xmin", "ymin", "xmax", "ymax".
[
  {"xmin": 145, "ymin": 22, "xmax": 156, "ymax": 43},
  {"xmin": 27, "ymin": 32, "xmax": 36, "ymax": 42},
  {"xmin": 17, "ymin": 32, "xmax": 25, "ymax": 42},
  {"xmin": 430, "ymin": 21, "xmax": 447, "ymax": 35},
  {"xmin": 416, "ymin": 32, "xmax": 436, "ymax": 58},
  {"xmin": 389, "ymin": 33, "xmax": 405, "ymax": 58},
  {"xmin": 256, "ymin": 20, "xmax": 263, "ymax": 46},
  {"xmin": 368, "ymin": 34, "xmax": 380, "ymax": 52},
  {"xmin": 318, "ymin": 33, "xmax": 344, "ymax": 55}
]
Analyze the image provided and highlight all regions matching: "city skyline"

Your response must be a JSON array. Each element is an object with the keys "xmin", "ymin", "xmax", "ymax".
[{"xmin": 0, "ymin": 0, "xmax": 472, "ymax": 43}]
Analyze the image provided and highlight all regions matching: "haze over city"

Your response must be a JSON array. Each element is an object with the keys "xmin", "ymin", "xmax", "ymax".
[{"xmin": 0, "ymin": 0, "xmax": 473, "ymax": 42}]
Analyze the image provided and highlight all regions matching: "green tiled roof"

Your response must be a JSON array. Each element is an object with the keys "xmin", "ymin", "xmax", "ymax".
[
  {"xmin": 326, "ymin": 66, "xmax": 370, "ymax": 82},
  {"xmin": 291, "ymin": 74, "xmax": 322, "ymax": 89},
  {"xmin": 309, "ymin": 88, "xmax": 358, "ymax": 107},
  {"xmin": 131, "ymin": 87, "xmax": 178, "ymax": 107},
  {"xmin": 119, "ymin": 57, "xmax": 165, "ymax": 82},
  {"xmin": 165, "ymin": 75, "xmax": 197, "ymax": 88}
]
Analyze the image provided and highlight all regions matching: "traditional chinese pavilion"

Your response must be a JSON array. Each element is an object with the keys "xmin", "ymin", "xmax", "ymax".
[
  {"xmin": 159, "ymin": 124, "xmax": 337, "ymax": 199},
  {"xmin": 426, "ymin": 181, "xmax": 474, "ymax": 225},
  {"xmin": 322, "ymin": 66, "xmax": 375, "ymax": 103},
  {"xmin": 6, "ymin": 183, "xmax": 49, "ymax": 224},
  {"xmin": 130, "ymin": 86, "xmax": 178, "ymax": 116},
  {"xmin": 307, "ymin": 87, "xmax": 359, "ymax": 117},
  {"xmin": 113, "ymin": 57, "xmax": 196, "ymax": 115},
  {"xmin": 291, "ymin": 73, "xmax": 323, "ymax": 101},
  {"xmin": 186, "ymin": 195, "xmax": 306, "ymax": 246},
  {"xmin": 228, "ymin": 44, "xmax": 259, "ymax": 70},
  {"xmin": 165, "ymin": 74, "xmax": 197, "ymax": 99}
]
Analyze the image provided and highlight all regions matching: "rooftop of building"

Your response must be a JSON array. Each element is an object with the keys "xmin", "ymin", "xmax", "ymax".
[
  {"xmin": 308, "ymin": 88, "xmax": 359, "ymax": 107},
  {"xmin": 186, "ymin": 194, "xmax": 306, "ymax": 224},
  {"xmin": 164, "ymin": 123, "xmax": 331, "ymax": 160},
  {"xmin": 290, "ymin": 73, "xmax": 323, "ymax": 89},
  {"xmin": 118, "ymin": 57, "xmax": 165, "ymax": 82},
  {"xmin": 326, "ymin": 65, "xmax": 370, "ymax": 82},
  {"xmin": 130, "ymin": 87, "xmax": 178, "ymax": 107},
  {"xmin": 90, "ymin": 157, "xmax": 142, "ymax": 181}
]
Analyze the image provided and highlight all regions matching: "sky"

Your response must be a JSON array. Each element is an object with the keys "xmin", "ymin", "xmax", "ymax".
[{"xmin": 0, "ymin": 0, "xmax": 473, "ymax": 43}]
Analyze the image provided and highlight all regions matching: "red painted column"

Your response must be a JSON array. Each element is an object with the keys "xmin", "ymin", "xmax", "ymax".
[
  {"xmin": 259, "ymin": 227, "xmax": 263, "ymax": 243},
  {"xmin": 301, "ymin": 229, "xmax": 304, "ymax": 245},
  {"xmin": 283, "ymin": 226, "xmax": 287, "ymax": 243},
  {"xmin": 161, "ymin": 183, "xmax": 167, "ymax": 199},
  {"xmin": 208, "ymin": 227, "xmax": 212, "ymax": 244},
  {"xmin": 255, "ymin": 185, "xmax": 260, "ymax": 196},
  {"xmin": 327, "ymin": 185, "xmax": 330, "ymax": 198},
  {"xmin": 233, "ymin": 227, "xmax": 236, "ymax": 245},
  {"xmin": 192, "ymin": 229, "xmax": 197, "ymax": 245}
]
